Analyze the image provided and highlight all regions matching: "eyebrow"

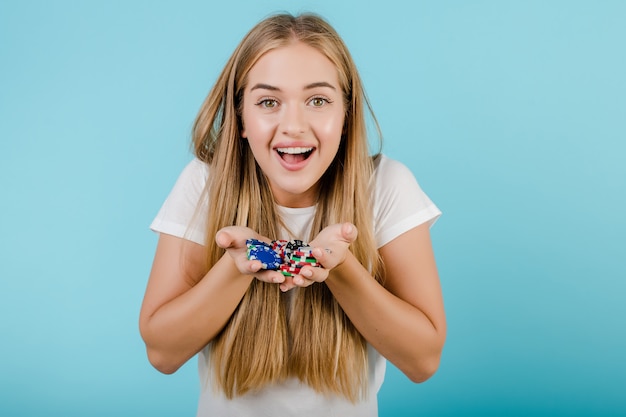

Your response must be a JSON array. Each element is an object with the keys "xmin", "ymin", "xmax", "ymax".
[
  {"xmin": 304, "ymin": 81, "xmax": 337, "ymax": 90},
  {"xmin": 250, "ymin": 82, "xmax": 337, "ymax": 92}
]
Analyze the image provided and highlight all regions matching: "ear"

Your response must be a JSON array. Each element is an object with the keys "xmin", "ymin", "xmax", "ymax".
[{"xmin": 240, "ymin": 119, "xmax": 247, "ymax": 138}]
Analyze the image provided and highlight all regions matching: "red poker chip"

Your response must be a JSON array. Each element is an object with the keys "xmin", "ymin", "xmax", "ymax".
[
  {"xmin": 279, "ymin": 264, "xmax": 302, "ymax": 272},
  {"xmin": 279, "ymin": 264, "xmax": 301, "ymax": 277},
  {"xmin": 288, "ymin": 261, "xmax": 320, "ymax": 268},
  {"xmin": 271, "ymin": 239, "xmax": 288, "ymax": 248},
  {"xmin": 291, "ymin": 250, "xmax": 315, "ymax": 258},
  {"xmin": 280, "ymin": 264, "xmax": 302, "ymax": 272}
]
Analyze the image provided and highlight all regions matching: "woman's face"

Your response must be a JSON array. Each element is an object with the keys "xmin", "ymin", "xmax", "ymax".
[{"xmin": 241, "ymin": 41, "xmax": 345, "ymax": 208}]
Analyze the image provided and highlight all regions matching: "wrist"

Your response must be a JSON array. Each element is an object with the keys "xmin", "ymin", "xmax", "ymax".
[
  {"xmin": 327, "ymin": 251, "xmax": 358, "ymax": 284},
  {"xmin": 216, "ymin": 251, "xmax": 253, "ymax": 283}
]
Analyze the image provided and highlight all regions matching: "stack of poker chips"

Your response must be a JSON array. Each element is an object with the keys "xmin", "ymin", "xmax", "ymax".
[{"xmin": 246, "ymin": 238, "xmax": 321, "ymax": 277}]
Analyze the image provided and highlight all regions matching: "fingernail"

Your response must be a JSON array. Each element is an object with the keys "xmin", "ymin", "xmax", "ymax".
[{"xmin": 301, "ymin": 269, "xmax": 313, "ymax": 277}]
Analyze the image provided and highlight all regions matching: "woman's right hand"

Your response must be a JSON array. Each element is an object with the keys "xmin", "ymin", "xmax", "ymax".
[{"xmin": 215, "ymin": 226, "xmax": 287, "ymax": 285}]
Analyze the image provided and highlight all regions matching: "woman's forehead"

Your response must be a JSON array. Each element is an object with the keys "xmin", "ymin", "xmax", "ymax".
[{"xmin": 245, "ymin": 42, "xmax": 341, "ymax": 93}]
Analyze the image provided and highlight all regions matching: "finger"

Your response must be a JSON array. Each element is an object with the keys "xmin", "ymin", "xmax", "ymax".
[
  {"xmin": 280, "ymin": 276, "xmax": 296, "ymax": 292},
  {"xmin": 255, "ymin": 269, "xmax": 285, "ymax": 284},
  {"xmin": 299, "ymin": 265, "xmax": 329, "ymax": 283},
  {"xmin": 246, "ymin": 259, "xmax": 263, "ymax": 273},
  {"xmin": 292, "ymin": 274, "xmax": 315, "ymax": 287},
  {"xmin": 312, "ymin": 247, "xmax": 324, "ymax": 259},
  {"xmin": 311, "ymin": 247, "xmax": 331, "ymax": 267}
]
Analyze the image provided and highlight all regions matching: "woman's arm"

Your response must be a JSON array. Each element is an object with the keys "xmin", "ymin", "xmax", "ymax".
[
  {"xmin": 139, "ymin": 228, "xmax": 289, "ymax": 374},
  {"xmin": 138, "ymin": 233, "xmax": 253, "ymax": 374},
  {"xmin": 320, "ymin": 222, "xmax": 446, "ymax": 382}
]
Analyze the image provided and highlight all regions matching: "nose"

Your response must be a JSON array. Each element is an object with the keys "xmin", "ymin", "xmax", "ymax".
[{"xmin": 280, "ymin": 103, "xmax": 306, "ymax": 137}]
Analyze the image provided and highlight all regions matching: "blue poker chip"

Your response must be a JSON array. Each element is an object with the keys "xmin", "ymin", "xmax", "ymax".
[
  {"xmin": 247, "ymin": 245, "xmax": 282, "ymax": 270},
  {"xmin": 246, "ymin": 238, "xmax": 270, "ymax": 248}
]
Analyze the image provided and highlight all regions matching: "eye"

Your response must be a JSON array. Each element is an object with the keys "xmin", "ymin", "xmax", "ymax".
[
  {"xmin": 309, "ymin": 96, "xmax": 331, "ymax": 107},
  {"xmin": 256, "ymin": 98, "xmax": 279, "ymax": 109}
]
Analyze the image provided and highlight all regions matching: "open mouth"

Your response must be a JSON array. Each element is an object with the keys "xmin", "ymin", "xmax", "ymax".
[{"xmin": 276, "ymin": 147, "xmax": 314, "ymax": 164}]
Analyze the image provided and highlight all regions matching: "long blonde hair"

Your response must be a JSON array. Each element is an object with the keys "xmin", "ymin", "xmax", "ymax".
[{"xmin": 192, "ymin": 13, "xmax": 382, "ymax": 401}]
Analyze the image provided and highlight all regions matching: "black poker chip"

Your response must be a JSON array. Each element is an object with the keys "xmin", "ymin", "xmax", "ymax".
[{"xmin": 285, "ymin": 239, "xmax": 305, "ymax": 252}]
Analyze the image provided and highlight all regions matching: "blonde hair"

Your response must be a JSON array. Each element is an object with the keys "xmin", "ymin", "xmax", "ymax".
[{"xmin": 192, "ymin": 13, "xmax": 382, "ymax": 401}]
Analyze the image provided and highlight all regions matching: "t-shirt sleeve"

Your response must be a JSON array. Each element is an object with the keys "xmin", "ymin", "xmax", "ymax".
[
  {"xmin": 149, "ymin": 158, "xmax": 209, "ymax": 245},
  {"xmin": 373, "ymin": 156, "xmax": 441, "ymax": 248}
]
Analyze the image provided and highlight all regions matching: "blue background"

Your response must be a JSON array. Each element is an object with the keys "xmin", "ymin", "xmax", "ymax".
[{"xmin": 1, "ymin": 1, "xmax": 625, "ymax": 416}]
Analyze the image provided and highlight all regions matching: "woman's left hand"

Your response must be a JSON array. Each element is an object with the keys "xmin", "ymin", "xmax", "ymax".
[{"xmin": 288, "ymin": 222, "xmax": 358, "ymax": 289}]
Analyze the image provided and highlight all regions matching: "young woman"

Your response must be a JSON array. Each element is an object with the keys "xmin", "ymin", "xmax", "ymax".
[{"xmin": 140, "ymin": 13, "xmax": 446, "ymax": 416}]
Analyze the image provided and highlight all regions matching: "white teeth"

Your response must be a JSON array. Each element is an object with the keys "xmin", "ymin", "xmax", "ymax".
[{"xmin": 276, "ymin": 147, "xmax": 313, "ymax": 154}]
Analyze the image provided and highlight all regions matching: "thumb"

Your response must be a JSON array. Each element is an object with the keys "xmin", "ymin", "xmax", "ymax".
[
  {"xmin": 342, "ymin": 222, "xmax": 358, "ymax": 243},
  {"xmin": 215, "ymin": 228, "xmax": 235, "ymax": 249}
]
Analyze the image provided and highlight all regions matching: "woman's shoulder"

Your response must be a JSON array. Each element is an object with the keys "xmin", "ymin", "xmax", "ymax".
[
  {"xmin": 170, "ymin": 157, "xmax": 210, "ymax": 193},
  {"xmin": 370, "ymin": 154, "xmax": 441, "ymax": 247},
  {"xmin": 184, "ymin": 157, "xmax": 209, "ymax": 178},
  {"xmin": 149, "ymin": 157, "xmax": 210, "ymax": 245},
  {"xmin": 372, "ymin": 154, "xmax": 418, "ymax": 185}
]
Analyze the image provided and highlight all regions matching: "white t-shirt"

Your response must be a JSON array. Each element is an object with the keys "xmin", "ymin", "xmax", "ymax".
[{"xmin": 150, "ymin": 154, "xmax": 441, "ymax": 417}]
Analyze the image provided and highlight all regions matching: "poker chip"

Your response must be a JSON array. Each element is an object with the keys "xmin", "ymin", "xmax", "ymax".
[
  {"xmin": 288, "ymin": 254, "xmax": 318, "ymax": 263},
  {"xmin": 289, "ymin": 258, "xmax": 318, "ymax": 264},
  {"xmin": 271, "ymin": 240, "xmax": 288, "ymax": 249},
  {"xmin": 292, "ymin": 249, "xmax": 313, "ymax": 257},
  {"xmin": 271, "ymin": 240, "xmax": 288, "ymax": 259},
  {"xmin": 289, "ymin": 261, "xmax": 320, "ymax": 268},
  {"xmin": 285, "ymin": 240, "xmax": 305, "ymax": 256},
  {"xmin": 246, "ymin": 238, "xmax": 270, "ymax": 248},
  {"xmin": 285, "ymin": 239, "xmax": 304, "ymax": 250},
  {"xmin": 279, "ymin": 264, "xmax": 302, "ymax": 277},
  {"xmin": 280, "ymin": 264, "xmax": 301, "ymax": 272},
  {"xmin": 247, "ymin": 245, "xmax": 282, "ymax": 270},
  {"xmin": 246, "ymin": 238, "xmax": 321, "ymax": 274}
]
